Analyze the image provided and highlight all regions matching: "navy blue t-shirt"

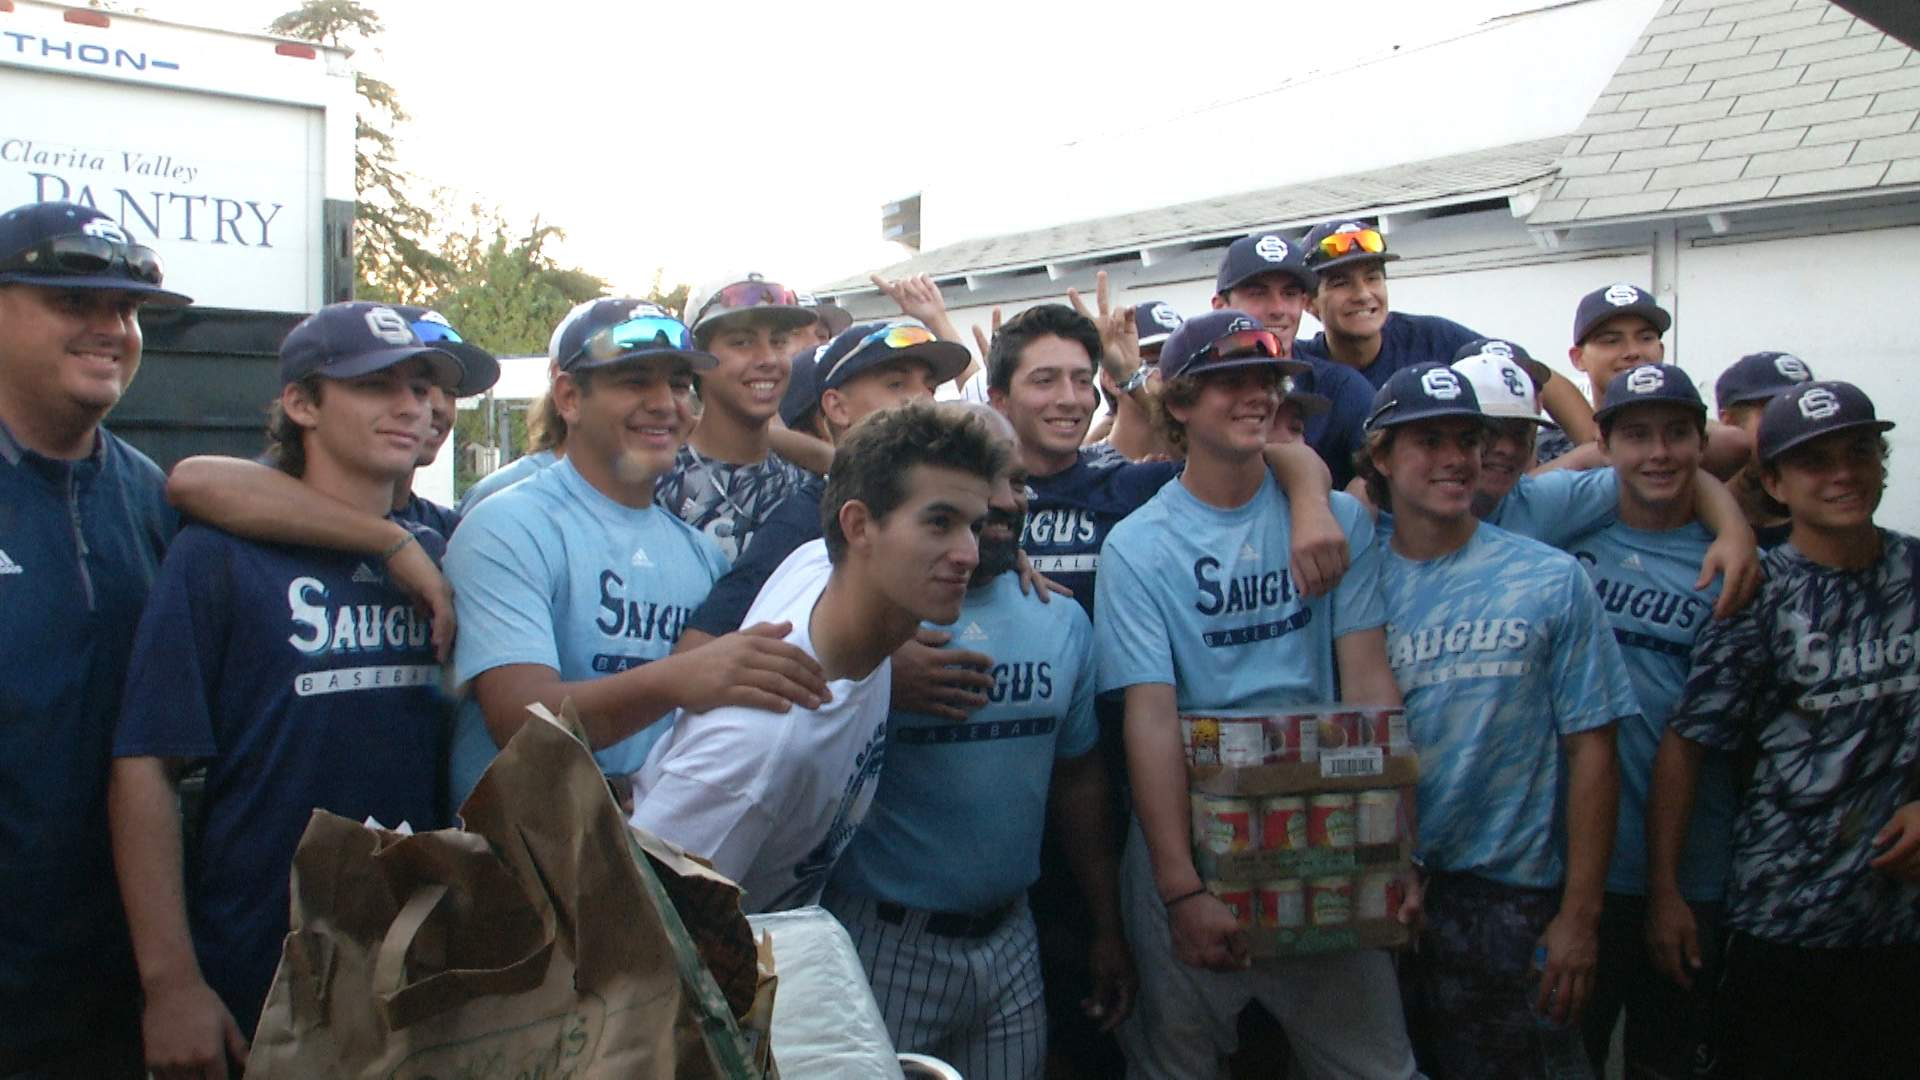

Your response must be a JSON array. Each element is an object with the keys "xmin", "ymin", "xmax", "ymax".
[
  {"xmin": 686, "ymin": 475, "xmax": 826, "ymax": 638},
  {"xmin": 113, "ymin": 523, "xmax": 450, "ymax": 1037},
  {"xmin": 397, "ymin": 491, "xmax": 459, "ymax": 538},
  {"xmin": 1295, "ymin": 311, "xmax": 1483, "ymax": 391},
  {"xmin": 0, "ymin": 423, "xmax": 174, "ymax": 1047},
  {"xmin": 1294, "ymin": 356, "xmax": 1374, "ymax": 493},
  {"xmin": 1023, "ymin": 449, "xmax": 1180, "ymax": 620}
]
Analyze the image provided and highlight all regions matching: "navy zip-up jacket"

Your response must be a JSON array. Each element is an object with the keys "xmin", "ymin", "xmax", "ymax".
[{"xmin": 0, "ymin": 418, "xmax": 175, "ymax": 1047}]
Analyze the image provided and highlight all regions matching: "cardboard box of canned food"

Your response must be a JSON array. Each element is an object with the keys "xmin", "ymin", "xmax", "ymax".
[{"xmin": 1184, "ymin": 705, "xmax": 1417, "ymax": 958}]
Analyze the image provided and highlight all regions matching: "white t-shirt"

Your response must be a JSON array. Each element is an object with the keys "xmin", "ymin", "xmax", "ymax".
[{"xmin": 630, "ymin": 540, "xmax": 891, "ymax": 913}]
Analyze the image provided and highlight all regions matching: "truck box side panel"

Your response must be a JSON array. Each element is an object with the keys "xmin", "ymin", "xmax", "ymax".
[{"xmin": 111, "ymin": 308, "xmax": 305, "ymax": 471}]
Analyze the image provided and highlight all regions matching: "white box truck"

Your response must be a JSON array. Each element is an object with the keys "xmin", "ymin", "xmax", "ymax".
[{"xmin": 1, "ymin": 0, "xmax": 360, "ymax": 466}]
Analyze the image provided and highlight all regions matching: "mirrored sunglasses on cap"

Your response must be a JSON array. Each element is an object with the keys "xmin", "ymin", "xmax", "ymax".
[
  {"xmin": 0, "ymin": 233, "xmax": 166, "ymax": 285},
  {"xmin": 1193, "ymin": 327, "xmax": 1285, "ymax": 367},
  {"xmin": 409, "ymin": 319, "xmax": 466, "ymax": 345},
  {"xmin": 1314, "ymin": 229, "xmax": 1386, "ymax": 261},
  {"xmin": 697, "ymin": 280, "xmax": 800, "ymax": 320},
  {"xmin": 583, "ymin": 313, "xmax": 696, "ymax": 364},
  {"xmin": 822, "ymin": 323, "xmax": 939, "ymax": 383}
]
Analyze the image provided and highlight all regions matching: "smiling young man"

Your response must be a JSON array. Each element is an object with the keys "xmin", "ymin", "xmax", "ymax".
[
  {"xmin": 1358, "ymin": 363, "xmax": 1636, "ymax": 1078},
  {"xmin": 108, "ymin": 302, "xmax": 464, "ymax": 1069},
  {"xmin": 822, "ymin": 405, "xmax": 1133, "ymax": 1079},
  {"xmin": 1562, "ymin": 366, "xmax": 1732, "ymax": 1079},
  {"xmin": 1211, "ymin": 231, "xmax": 1376, "ymax": 491},
  {"xmin": 1646, "ymin": 381, "xmax": 1920, "ymax": 1078},
  {"xmin": 633, "ymin": 402, "xmax": 1007, "ymax": 912},
  {"xmin": 658, "ymin": 272, "xmax": 821, "ymax": 559},
  {"xmin": 1095, "ymin": 311, "xmax": 1417, "ymax": 1079},
  {"xmin": 443, "ymin": 299, "xmax": 828, "ymax": 805},
  {"xmin": 0, "ymin": 201, "xmax": 188, "ymax": 1078}
]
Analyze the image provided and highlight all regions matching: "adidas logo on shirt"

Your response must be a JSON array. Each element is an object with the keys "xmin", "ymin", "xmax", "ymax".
[
  {"xmin": 0, "ymin": 550, "xmax": 19, "ymax": 575},
  {"xmin": 1240, "ymin": 544, "xmax": 1260, "ymax": 562},
  {"xmin": 960, "ymin": 622, "xmax": 989, "ymax": 643},
  {"xmin": 631, "ymin": 548, "xmax": 654, "ymax": 568},
  {"xmin": 1620, "ymin": 553, "xmax": 1645, "ymax": 571},
  {"xmin": 350, "ymin": 563, "xmax": 384, "ymax": 585}
]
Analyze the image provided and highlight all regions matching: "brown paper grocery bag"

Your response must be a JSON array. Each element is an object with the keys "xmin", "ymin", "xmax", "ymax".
[{"xmin": 245, "ymin": 702, "xmax": 762, "ymax": 1078}]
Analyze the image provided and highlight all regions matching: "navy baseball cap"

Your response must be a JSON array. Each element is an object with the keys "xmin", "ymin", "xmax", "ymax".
[
  {"xmin": 1215, "ymin": 232, "xmax": 1318, "ymax": 296},
  {"xmin": 1757, "ymin": 380, "xmax": 1894, "ymax": 463},
  {"xmin": 549, "ymin": 298, "xmax": 713, "ymax": 374},
  {"xmin": 0, "ymin": 201, "xmax": 191, "ymax": 305},
  {"xmin": 390, "ymin": 305, "xmax": 500, "ymax": 398},
  {"xmin": 1573, "ymin": 283, "xmax": 1671, "ymax": 345},
  {"xmin": 280, "ymin": 302, "xmax": 464, "ymax": 388},
  {"xmin": 1135, "ymin": 301, "xmax": 1184, "ymax": 350},
  {"xmin": 1158, "ymin": 310, "xmax": 1311, "ymax": 380},
  {"xmin": 1302, "ymin": 219, "xmax": 1400, "ymax": 276},
  {"xmin": 1364, "ymin": 362, "xmax": 1484, "ymax": 434},
  {"xmin": 781, "ymin": 344, "xmax": 824, "ymax": 428},
  {"xmin": 1715, "ymin": 351, "xmax": 1814, "ymax": 409},
  {"xmin": 816, "ymin": 319, "xmax": 970, "ymax": 392},
  {"xmin": 1593, "ymin": 364, "xmax": 1706, "ymax": 427}
]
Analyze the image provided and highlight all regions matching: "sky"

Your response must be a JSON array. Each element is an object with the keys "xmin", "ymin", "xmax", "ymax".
[{"xmin": 140, "ymin": 0, "xmax": 1537, "ymax": 296}]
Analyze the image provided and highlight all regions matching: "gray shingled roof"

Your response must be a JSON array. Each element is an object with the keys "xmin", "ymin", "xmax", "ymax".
[
  {"xmin": 817, "ymin": 139, "xmax": 1566, "ymax": 295},
  {"xmin": 1530, "ymin": 0, "xmax": 1920, "ymax": 225}
]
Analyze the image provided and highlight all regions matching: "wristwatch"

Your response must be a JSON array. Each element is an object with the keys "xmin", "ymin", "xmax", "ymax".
[{"xmin": 1118, "ymin": 364, "xmax": 1152, "ymax": 394}]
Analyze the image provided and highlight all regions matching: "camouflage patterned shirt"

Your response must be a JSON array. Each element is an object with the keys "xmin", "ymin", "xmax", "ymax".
[{"xmin": 1669, "ymin": 530, "xmax": 1920, "ymax": 947}]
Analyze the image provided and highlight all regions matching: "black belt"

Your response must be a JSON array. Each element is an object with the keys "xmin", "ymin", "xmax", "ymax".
[{"xmin": 874, "ymin": 899, "xmax": 1015, "ymax": 939}]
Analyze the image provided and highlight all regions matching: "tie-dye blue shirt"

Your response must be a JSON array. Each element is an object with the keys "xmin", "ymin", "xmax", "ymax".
[
  {"xmin": 1381, "ymin": 523, "xmax": 1638, "ymax": 888},
  {"xmin": 1668, "ymin": 531, "xmax": 1920, "ymax": 947},
  {"xmin": 1568, "ymin": 521, "xmax": 1732, "ymax": 900}
]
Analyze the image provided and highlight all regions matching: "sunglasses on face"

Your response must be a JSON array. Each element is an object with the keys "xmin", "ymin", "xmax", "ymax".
[
  {"xmin": 696, "ymin": 280, "xmax": 800, "ymax": 321},
  {"xmin": 822, "ymin": 324, "xmax": 938, "ymax": 383},
  {"xmin": 1313, "ymin": 228, "xmax": 1387, "ymax": 262},
  {"xmin": 0, "ymin": 234, "xmax": 166, "ymax": 285},
  {"xmin": 582, "ymin": 313, "xmax": 696, "ymax": 365}
]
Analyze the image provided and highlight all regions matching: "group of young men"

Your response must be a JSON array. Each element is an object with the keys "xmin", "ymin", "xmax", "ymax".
[{"xmin": 3, "ymin": 194, "xmax": 1916, "ymax": 1080}]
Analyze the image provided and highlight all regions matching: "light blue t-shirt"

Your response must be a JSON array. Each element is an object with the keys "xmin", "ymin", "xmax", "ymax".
[
  {"xmin": 828, "ymin": 573, "xmax": 1099, "ymax": 913},
  {"xmin": 1381, "ymin": 523, "xmax": 1639, "ymax": 889},
  {"xmin": 1483, "ymin": 467, "xmax": 1620, "ymax": 550},
  {"xmin": 444, "ymin": 458, "xmax": 729, "ymax": 804},
  {"xmin": 1567, "ymin": 520, "xmax": 1735, "ymax": 901},
  {"xmin": 1094, "ymin": 473, "xmax": 1384, "ymax": 708},
  {"xmin": 455, "ymin": 449, "xmax": 559, "ymax": 517}
]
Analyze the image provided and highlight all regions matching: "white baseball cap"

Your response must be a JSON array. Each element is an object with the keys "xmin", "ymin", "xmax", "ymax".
[{"xmin": 1451, "ymin": 339, "xmax": 1547, "ymax": 423}]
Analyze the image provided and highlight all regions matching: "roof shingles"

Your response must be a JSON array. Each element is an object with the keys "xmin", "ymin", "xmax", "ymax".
[{"xmin": 1530, "ymin": 0, "xmax": 1920, "ymax": 225}]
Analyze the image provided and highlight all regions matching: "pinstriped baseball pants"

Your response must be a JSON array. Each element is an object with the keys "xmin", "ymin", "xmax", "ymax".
[{"xmin": 824, "ymin": 887, "xmax": 1047, "ymax": 1080}]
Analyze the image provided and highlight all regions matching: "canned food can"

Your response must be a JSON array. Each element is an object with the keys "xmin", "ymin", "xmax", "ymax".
[
  {"xmin": 1307, "ymin": 792, "xmax": 1356, "ymax": 848},
  {"xmin": 1208, "ymin": 880, "xmax": 1254, "ymax": 928},
  {"xmin": 1185, "ymin": 714, "xmax": 1221, "ymax": 767},
  {"xmin": 1259, "ymin": 796, "xmax": 1308, "ymax": 852},
  {"xmin": 1359, "ymin": 707, "xmax": 1410, "ymax": 754},
  {"xmin": 1355, "ymin": 789, "xmax": 1402, "ymax": 845},
  {"xmin": 1260, "ymin": 878, "xmax": 1306, "ymax": 928},
  {"xmin": 1266, "ymin": 710, "xmax": 1321, "ymax": 763},
  {"xmin": 1192, "ymin": 794, "xmax": 1256, "ymax": 854},
  {"xmin": 1317, "ymin": 710, "xmax": 1362, "ymax": 753},
  {"xmin": 1307, "ymin": 876, "xmax": 1352, "ymax": 926},
  {"xmin": 1218, "ymin": 716, "xmax": 1266, "ymax": 767},
  {"xmin": 1356, "ymin": 871, "xmax": 1402, "ymax": 921}
]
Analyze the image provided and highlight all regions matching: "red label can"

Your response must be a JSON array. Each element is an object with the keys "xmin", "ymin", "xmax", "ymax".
[
  {"xmin": 1265, "ymin": 710, "xmax": 1322, "ymax": 763},
  {"xmin": 1307, "ymin": 793, "xmax": 1356, "ymax": 849},
  {"xmin": 1260, "ymin": 797, "xmax": 1308, "ymax": 852},
  {"xmin": 1192, "ymin": 794, "xmax": 1256, "ymax": 854},
  {"xmin": 1208, "ymin": 881, "xmax": 1254, "ymax": 928},
  {"xmin": 1308, "ymin": 876, "xmax": 1353, "ymax": 926},
  {"xmin": 1356, "ymin": 871, "xmax": 1402, "ymax": 921}
]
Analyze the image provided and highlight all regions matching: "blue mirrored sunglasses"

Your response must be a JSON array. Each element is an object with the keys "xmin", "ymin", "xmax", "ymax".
[
  {"xmin": 410, "ymin": 320, "xmax": 465, "ymax": 345},
  {"xmin": 584, "ymin": 314, "xmax": 695, "ymax": 363}
]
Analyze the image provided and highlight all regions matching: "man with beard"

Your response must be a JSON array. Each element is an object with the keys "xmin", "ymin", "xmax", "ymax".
[{"xmin": 822, "ymin": 405, "xmax": 1134, "ymax": 1080}]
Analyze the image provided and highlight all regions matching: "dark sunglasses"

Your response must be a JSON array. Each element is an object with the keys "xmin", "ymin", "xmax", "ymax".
[
  {"xmin": 1190, "ymin": 328, "xmax": 1284, "ymax": 369},
  {"xmin": 695, "ymin": 280, "xmax": 799, "ymax": 321},
  {"xmin": 582, "ymin": 313, "xmax": 696, "ymax": 365},
  {"xmin": 0, "ymin": 233, "xmax": 166, "ymax": 286}
]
